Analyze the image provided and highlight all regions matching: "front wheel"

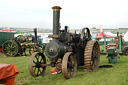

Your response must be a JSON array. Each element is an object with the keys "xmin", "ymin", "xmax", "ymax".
[
  {"xmin": 28, "ymin": 52, "xmax": 46, "ymax": 77},
  {"xmin": 62, "ymin": 52, "xmax": 77, "ymax": 79},
  {"xmin": 29, "ymin": 45, "xmax": 41, "ymax": 55}
]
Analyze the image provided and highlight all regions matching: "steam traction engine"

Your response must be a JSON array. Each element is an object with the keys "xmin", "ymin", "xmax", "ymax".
[
  {"xmin": 28, "ymin": 6, "xmax": 100, "ymax": 79},
  {"xmin": 2, "ymin": 28, "xmax": 41, "ymax": 57}
]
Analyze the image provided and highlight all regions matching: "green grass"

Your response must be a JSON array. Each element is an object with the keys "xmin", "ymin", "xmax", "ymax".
[
  {"xmin": 100, "ymin": 45, "xmax": 104, "ymax": 51},
  {"xmin": 0, "ymin": 53, "xmax": 128, "ymax": 85}
]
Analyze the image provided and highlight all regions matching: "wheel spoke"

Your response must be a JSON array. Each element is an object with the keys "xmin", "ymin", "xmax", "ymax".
[
  {"xmin": 40, "ymin": 57, "xmax": 43, "ymax": 62},
  {"xmin": 37, "ymin": 55, "xmax": 40, "ymax": 61},
  {"xmin": 38, "ymin": 68, "xmax": 42, "ymax": 74},
  {"xmin": 12, "ymin": 46, "xmax": 16, "ymax": 48},
  {"xmin": 11, "ymin": 43, "xmax": 14, "ymax": 47},
  {"xmin": 33, "ymin": 66, "xmax": 36, "ymax": 67},
  {"xmin": 33, "ymin": 67, "xmax": 36, "ymax": 73},
  {"xmin": 8, "ymin": 43, "xmax": 11, "ymax": 47},
  {"xmin": 33, "ymin": 60, "xmax": 36, "ymax": 64},
  {"xmin": 35, "ymin": 55, "xmax": 39, "ymax": 61},
  {"xmin": 37, "ymin": 68, "xmax": 40, "ymax": 76}
]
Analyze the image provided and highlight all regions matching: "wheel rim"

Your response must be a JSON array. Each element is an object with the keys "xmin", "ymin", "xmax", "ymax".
[
  {"xmin": 62, "ymin": 52, "xmax": 77, "ymax": 79},
  {"xmin": 29, "ymin": 45, "xmax": 40, "ymax": 55},
  {"xmin": 2, "ymin": 40, "xmax": 19, "ymax": 57},
  {"xmin": 28, "ymin": 52, "xmax": 46, "ymax": 77},
  {"xmin": 84, "ymin": 40, "xmax": 100, "ymax": 71}
]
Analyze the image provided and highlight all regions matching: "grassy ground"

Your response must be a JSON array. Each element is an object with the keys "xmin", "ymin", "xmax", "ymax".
[{"xmin": 0, "ymin": 53, "xmax": 128, "ymax": 85}]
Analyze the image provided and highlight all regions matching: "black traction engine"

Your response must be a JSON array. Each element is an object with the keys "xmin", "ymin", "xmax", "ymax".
[{"xmin": 28, "ymin": 6, "xmax": 100, "ymax": 79}]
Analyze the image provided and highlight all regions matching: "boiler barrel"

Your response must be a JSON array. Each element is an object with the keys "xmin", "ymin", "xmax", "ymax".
[{"xmin": 52, "ymin": 6, "xmax": 62, "ymax": 35}]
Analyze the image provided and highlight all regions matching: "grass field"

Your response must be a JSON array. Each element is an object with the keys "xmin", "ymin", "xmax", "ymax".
[{"xmin": 0, "ymin": 53, "xmax": 128, "ymax": 85}]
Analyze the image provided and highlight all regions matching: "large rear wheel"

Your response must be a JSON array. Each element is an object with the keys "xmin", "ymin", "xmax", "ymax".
[
  {"xmin": 84, "ymin": 40, "xmax": 100, "ymax": 71},
  {"xmin": 2, "ymin": 40, "xmax": 20, "ymax": 57}
]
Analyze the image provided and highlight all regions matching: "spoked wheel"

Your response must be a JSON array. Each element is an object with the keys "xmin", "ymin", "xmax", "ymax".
[
  {"xmin": 29, "ymin": 45, "xmax": 40, "ymax": 55},
  {"xmin": 84, "ymin": 40, "xmax": 100, "ymax": 71},
  {"xmin": 2, "ymin": 40, "xmax": 19, "ymax": 57},
  {"xmin": 28, "ymin": 52, "xmax": 46, "ymax": 77},
  {"xmin": 62, "ymin": 52, "xmax": 77, "ymax": 79}
]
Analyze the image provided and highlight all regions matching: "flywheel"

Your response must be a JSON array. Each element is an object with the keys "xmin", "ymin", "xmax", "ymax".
[{"xmin": 84, "ymin": 40, "xmax": 100, "ymax": 71}]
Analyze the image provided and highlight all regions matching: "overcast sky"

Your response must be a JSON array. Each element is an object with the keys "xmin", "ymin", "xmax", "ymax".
[{"xmin": 0, "ymin": 0, "xmax": 128, "ymax": 29}]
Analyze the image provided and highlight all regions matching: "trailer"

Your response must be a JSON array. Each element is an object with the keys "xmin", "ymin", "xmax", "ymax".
[
  {"xmin": 99, "ymin": 35, "xmax": 128, "ymax": 55},
  {"xmin": 0, "ymin": 31, "xmax": 15, "ymax": 47}
]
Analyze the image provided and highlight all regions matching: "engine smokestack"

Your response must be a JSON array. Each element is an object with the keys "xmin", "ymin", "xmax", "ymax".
[
  {"xmin": 52, "ymin": 6, "xmax": 62, "ymax": 35},
  {"xmin": 34, "ymin": 28, "xmax": 37, "ymax": 43}
]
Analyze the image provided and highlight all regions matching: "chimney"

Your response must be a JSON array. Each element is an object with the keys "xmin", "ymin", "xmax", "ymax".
[{"xmin": 52, "ymin": 6, "xmax": 62, "ymax": 35}]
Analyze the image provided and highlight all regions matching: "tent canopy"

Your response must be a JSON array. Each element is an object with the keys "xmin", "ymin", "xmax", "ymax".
[
  {"xmin": 2, "ymin": 29, "xmax": 11, "ymax": 32},
  {"xmin": 95, "ymin": 32, "xmax": 113, "ymax": 39},
  {"xmin": 16, "ymin": 31, "xmax": 24, "ymax": 34}
]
